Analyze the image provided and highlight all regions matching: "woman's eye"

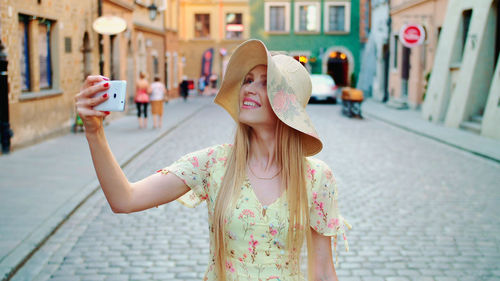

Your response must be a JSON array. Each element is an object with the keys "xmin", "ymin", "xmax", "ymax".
[{"xmin": 244, "ymin": 78, "xmax": 253, "ymax": 84}]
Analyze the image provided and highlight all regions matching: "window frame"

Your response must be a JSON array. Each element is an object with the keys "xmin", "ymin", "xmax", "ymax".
[
  {"xmin": 264, "ymin": 2, "xmax": 291, "ymax": 34},
  {"xmin": 324, "ymin": 1, "xmax": 351, "ymax": 34},
  {"xmin": 225, "ymin": 12, "xmax": 244, "ymax": 39},
  {"xmin": 19, "ymin": 16, "xmax": 31, "ymax": 92},
  {"xmin": 294, "ymin": 1, "xmax": 321, "ymax": 34},
  {"xmin": 194, "ymin": 13, "xmax": 211, "ymax": 39},
  {"xmin": 38, "ymin": 20, "xmax": 53, "ymax": 89}
]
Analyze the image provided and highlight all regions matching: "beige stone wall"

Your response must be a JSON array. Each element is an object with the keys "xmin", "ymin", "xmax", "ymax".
[
  {"xmin": 388, "ymin": 0, "xmax": 448, "ymax": 108},
  {"xmin": 1, "ymin": 0, "xmax": 99, "ymax": 149}
]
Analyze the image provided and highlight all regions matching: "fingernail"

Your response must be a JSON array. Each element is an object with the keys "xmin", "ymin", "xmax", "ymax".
[
  {"xmin": 103, "ymin": 77, "xmax": 109, "ymax": 81},
  {"xmin": 105, "ymin": 111, "xmax": 110, "ymax": 115},
  {"xmin": 103, "ymin": 93, "xmax": 108, "ymax": 98},
  {"xmin": 103, "ymin": 83, "xmax": 109, "ymax": 87}
]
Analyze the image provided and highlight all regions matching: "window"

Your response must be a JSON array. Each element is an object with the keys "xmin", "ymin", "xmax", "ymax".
[
  {"xmin": 324, "ymin": 2, "xmax": 351, "ymax": 33},
  {"xmin": 38, "ymin": 20, "xmax": 52, "ymax": 89},
  {"xmin": 226, "ymin": 13, "xmax": 243, "ymax": 39},
  {"xmin": 19, "ymin": 17, "xmax": 30, "ymax": 91},
  {"xmin": 264, "ymin": 2, "xmax": 290, "ymax": 33},
  {"xmin": 153, "ymin": 55, "xmax": 159, "ymax": 77},
  {"xmin": 392, "ymin": 34, "xmax": 399, "ymax": 69},
  {"xmin": 461, "ymin": 9, "xmax": 472, "ymax": 58},
  {"xmin": 19, "ymin": 14, "xmax": 54, "ymax": 92},
  {"xmin": 194, "ymin": 14, "xmax": 210, "ymax": 38},
  {"xmin": 294, "ymin": 2, "xmax": 320, "ymax": 33}
]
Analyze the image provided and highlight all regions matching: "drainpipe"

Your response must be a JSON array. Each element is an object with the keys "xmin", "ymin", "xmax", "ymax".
[
  {"xmin": 98, "ymin": 0, "xmax": 104, "ymax": 75},
  {"xmin": 384, "ymin": 0, "xmax": 391, "ymax": 102},
  {"xmin": 0, "ymin": 39, "xmax": 13, "ymax": 154}
]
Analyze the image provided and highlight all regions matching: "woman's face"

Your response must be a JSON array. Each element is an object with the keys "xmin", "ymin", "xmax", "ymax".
[{"xmin": 238, "ymin": 65, "xmax": 278, "ymax": 128}]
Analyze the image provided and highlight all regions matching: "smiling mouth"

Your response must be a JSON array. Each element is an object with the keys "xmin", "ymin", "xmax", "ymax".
[{"xmin": 242, "ymin": 98, "xmax": 261, "ymax": 109}]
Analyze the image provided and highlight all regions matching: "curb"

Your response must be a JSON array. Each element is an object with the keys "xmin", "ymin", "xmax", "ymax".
[
  {"xmin": 1, "ymin": 102, "xmax": 207, "ymax": 281},
  {"xmin": 362, "ymin": 106, "xmax": 500, "ymax": 164}
]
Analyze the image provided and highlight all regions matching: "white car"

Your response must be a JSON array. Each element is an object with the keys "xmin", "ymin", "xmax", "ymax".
[{"xmin": 309, "ymin": 74, "xmax": 339, "ymax": 104}]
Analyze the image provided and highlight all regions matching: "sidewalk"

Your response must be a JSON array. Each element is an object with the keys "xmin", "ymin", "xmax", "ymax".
[
  {"xmin": 0, "ymin": 96, "xmax": 213, "ymax": 281},
  {"xmin": 363, "ymin": 98, "xmax": 500, "ymax": 163}
]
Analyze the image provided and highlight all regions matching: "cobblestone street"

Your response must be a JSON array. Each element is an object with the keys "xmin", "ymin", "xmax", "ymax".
[{"xmin": 11, "ymin": 103, "xmax": 500, "ymax": 281}]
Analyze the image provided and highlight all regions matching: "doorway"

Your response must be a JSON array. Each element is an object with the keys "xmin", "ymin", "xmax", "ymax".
[{"xmin": 327, "ymin": 51, "xmax": 349, "ymax": 86}]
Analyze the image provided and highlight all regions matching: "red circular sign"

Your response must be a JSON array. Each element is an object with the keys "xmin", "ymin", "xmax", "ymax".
[{"xmin": 399, "ymin": 24, "xmax": 425, "ymax": 48}]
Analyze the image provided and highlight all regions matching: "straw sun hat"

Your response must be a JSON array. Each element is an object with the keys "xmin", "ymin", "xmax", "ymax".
[{"xmin": 214, "ymin": 39, "xmax": 323, "ymax": 156}]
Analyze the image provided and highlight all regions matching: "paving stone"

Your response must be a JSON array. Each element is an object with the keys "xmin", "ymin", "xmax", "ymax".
[{"xmin": 9, "ymin": 103, "xmax": 500, "ymax": 281}]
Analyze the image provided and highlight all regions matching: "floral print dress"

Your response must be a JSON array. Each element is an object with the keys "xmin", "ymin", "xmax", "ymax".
[{"xmin": 157, "ymin": 144, "xmax": 349, "ymax": 281}]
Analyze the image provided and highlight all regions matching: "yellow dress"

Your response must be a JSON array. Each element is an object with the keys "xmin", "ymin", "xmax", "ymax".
[{"xmin": 158, "ymin": 144, "xmax": 348, "ymax": 281}]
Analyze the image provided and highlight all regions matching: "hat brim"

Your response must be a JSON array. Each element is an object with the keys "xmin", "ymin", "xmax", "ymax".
[{"xmin": 214, "ymin": 39, "xmax": 322, "ymax": 156}]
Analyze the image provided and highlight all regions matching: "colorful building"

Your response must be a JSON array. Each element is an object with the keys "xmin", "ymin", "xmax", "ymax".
[
  {"xmin": 422, "ymin": 0, "xmax": 500, "ymax": 140},
  {"xmin": 387, "ymin": 0, "xmax": 449, "ymax": 109},
  {"xmin": 357, "ymin": 0, "xmax": 390, "ymax": 100},
  {"xmin": 178, "ymin": 0, "xmax": 250, "ymax": 84},
  {"xmin": 0, "ymin": 0, "xmax": 182, "ymax": 151},
  {"xmin": 249, "ymin": 0, "xmax": 361, "ymax": 87},
  {"xmin": 0, "ymin": 0, "xmax": 99, "ymax": 149}
]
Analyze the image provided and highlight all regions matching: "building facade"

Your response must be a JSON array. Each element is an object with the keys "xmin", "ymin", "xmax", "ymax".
[
  {"xmin": 0, "ymin": 0, "xmax": 181, "ymax": 151},
  {"xmin": 178, "ymin": 0, "xmax": 250, "ymax": 84},
  {"xmin": 357, "ymin": 0, "xmax": 390, "ymax": 100},
  {"xmin": 1, "ymin": 0, "xmax": 99, "ymax": 149},
  {"xmin": 422, "ymin": 0, "xmax": 500, "ymax": 140},
  {"xmin": 250, "ymin": 0, "xmax": 361, "ymax": 87},
  {"xmin": 387, "ymin": 0, "xmax": 448, "ymax": 109}
]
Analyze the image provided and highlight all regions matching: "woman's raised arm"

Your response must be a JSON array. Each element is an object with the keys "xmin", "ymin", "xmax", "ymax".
[{"xmin": 76, "ymin": 75, "xmax": 190, "ymax": 213}]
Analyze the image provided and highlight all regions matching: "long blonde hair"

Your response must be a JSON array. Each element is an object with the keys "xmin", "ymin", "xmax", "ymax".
[{"xmin": 213, "ymin": 120, "xmax": 315, "ymax": 280}]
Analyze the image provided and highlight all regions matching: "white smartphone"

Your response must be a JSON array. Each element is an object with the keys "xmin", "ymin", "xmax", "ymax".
[{"xmin": 93, "ymin": 80, "xmax": 127, "ymax": 112}]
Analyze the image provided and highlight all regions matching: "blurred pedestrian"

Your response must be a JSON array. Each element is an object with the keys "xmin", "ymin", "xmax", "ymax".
[
  {"xmin": 75, "ymin": 39, "xmax": 349, "ymax": 281},
  {"xmin": 135, "ymin": 71, "xmax": 151, "ymax": 129},
  {"xmin": 198, "ymin": 76, "xmax": 206, "ymax": 95},
  {"xmin": 150, "ymin": 76, "xmax": 167, "ymax": 129},
  {"xmin": 179, "ymin": 76, "xmax": 189, "ymax": 102}
]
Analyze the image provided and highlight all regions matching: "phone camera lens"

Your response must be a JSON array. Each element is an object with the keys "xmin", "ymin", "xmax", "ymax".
[{"xmin": 114, "ymin": 93, "xmax": 117, "ymax": 98}]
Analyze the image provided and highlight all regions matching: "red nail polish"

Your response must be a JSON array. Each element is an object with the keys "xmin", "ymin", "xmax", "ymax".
[
  {"xmin": 103, "ymin": 83, "xmax": 109, "ymax": 87},
  {"xmin": 103, "ymin": 93, "xmax": 108, "ymax": 98},
  {"xmin": 103, "ymin": 77, "xmax": 109, "ymax": 81},
  {"xmin": 105, "ymin": 111, "xmax": 110, "ymax": 115}
]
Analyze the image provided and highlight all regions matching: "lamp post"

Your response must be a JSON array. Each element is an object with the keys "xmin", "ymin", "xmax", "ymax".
[
  {"xmin": 148, "ymin": 3, "xmax": 158, "ymax": 21},
  {"xmin": 0, "ymin": 39, "xmax": 13, "ymax": 154}
]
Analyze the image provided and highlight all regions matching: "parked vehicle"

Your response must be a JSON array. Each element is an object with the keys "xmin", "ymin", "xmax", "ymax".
[{"xmin": 309, "ymin": 74, "xmax": 339, "ymax": 104}]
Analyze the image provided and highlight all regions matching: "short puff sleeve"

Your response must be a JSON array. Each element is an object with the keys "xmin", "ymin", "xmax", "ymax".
[
  {"xmin": 157, "ymin": 144, "xmax": 226, "ymax": 208},
  {"xmin": 308, "ymin": 159, "xmax": 350, "ymax": 265}
]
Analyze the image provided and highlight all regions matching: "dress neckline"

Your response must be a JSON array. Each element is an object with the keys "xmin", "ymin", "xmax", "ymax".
[{"xmin": 244, "ymin": 177, "xmax": 286, "ymax": 215}]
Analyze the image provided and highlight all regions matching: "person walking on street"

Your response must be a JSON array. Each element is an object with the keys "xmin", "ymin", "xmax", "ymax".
[
  {"xmin": 135, "ymin": 72, "xmax": 151, "ymax": 129},
  {"xmin": 198, "ymin": 76, "xmax": 206, "ymax": 95},
  {"xmin": 150, "ymin": 76, "xmax": 167, "ymax": 129},
  {"xmin": 179, "ymin": 76, "xmax": 189, "ymax": 102},
  {"xmin": 74, "ymin": 39, "xmax": 349, "ymax": 281}
]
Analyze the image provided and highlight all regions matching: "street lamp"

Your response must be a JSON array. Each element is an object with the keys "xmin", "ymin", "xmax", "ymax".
[{"xmin": 148, "ymin": 3, "xmax": 158, "ymax": 21}]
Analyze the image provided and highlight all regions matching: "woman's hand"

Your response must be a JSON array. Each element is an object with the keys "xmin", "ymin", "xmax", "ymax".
[{"xmin": 75, "ymin": 75, "xmax": 111, "ymax": 135}]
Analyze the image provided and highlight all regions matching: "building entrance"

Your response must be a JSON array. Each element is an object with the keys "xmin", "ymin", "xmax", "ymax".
[{"xmin": 327, "ymin": 52, "xmax": 349, "ymax": 86}]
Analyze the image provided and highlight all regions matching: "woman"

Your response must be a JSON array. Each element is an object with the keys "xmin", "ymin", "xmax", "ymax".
[
  {"xmin": 75, "ymin": 39, "xmax": 349, "ymax": 281},
  {"xmin": 135, "ymin": 71, "xmax": 151, "ymax": 128},
  {"xmin": 150, "ymin": 76, "xmax": 167, "ymax": 129}
]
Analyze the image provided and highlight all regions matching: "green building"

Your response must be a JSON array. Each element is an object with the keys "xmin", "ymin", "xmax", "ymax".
[{"xmin": 249, "ymin": 0, "xmax": 361, "ymax": 86}]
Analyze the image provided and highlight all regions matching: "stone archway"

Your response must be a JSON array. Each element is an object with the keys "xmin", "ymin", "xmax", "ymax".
[{"xmin": 322, "ymin": 46, "xmax": 355, "ymax": 86}]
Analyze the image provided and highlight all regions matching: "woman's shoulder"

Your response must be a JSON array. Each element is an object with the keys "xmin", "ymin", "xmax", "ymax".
[
  {"xmin": 306, "ymin": 157, "xmax": 333, "ymax": 173},
  {"xmin": 188, "ymin": 143, "xmax": 232, "ymax": 160},
  {"xmin": 305, "ymin": 157, "xmax": 335, "ymax": 185}
]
